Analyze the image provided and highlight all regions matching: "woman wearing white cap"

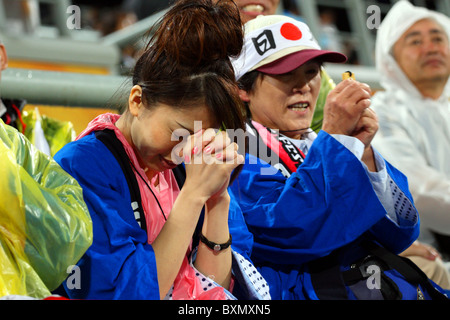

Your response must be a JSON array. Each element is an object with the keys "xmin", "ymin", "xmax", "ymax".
[{"xmin": 229, "ymin": 14, "xmax": 448, "ymax": 300}]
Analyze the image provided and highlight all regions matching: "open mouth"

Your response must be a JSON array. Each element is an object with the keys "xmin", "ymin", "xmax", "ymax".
[
  {"xmin": 241, "ymin": 4, "xmax": 265, "ymax": 14},
  {"xmin": 160, "ymin": 156, "xmax": 177, "ymax": 169},
  {"xmin": 288, "ymin": 102, "xmax": 309, "ymax": 112}
]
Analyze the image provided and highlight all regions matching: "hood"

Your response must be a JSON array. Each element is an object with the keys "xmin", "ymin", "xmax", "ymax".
[{"xmin": 375, "ymin": 0, "xmax": 450, "ymax": 101}]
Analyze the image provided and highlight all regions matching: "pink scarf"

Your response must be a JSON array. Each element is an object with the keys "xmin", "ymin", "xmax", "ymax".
[{"xmin": 78, "ymin": 113, "xmax": 228, "ymax": 300}]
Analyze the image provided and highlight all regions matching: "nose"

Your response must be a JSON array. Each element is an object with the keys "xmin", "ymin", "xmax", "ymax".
[
  {"xmin": 293, "ymin": 81, "xmax": 311, "ymax": 94},
  {"xmin": 424, "ymin": 37, "xmax": 443, "ymax": 54},
  {"xmin": 425, "ymin": 42, "xmax": 438, "ymax": 54}
]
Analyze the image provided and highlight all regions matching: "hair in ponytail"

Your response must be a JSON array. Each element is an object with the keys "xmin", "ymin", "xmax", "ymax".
[{"xmin": 131, "ymin": 0, "xmax": 245, "ymax": 133}]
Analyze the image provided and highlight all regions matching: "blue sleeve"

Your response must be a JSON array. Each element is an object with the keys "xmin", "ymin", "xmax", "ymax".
[
  {"xmin": 368, "ymin": 159, "xmax": 420, "ymax": 253},
  {"xmin": 228, "ymin": 191, "xmax": 254, "ymax": 259},
  {"xmin": 54, "ymin": 134, "xmax": 160, "ymax": 300},
  {"xmin": 229, "ymin": 131, "xmax": 418, "ymax": 266},
  {"xmin": 226, "ymin": 192, "xmax": 273, "ymax": 299}
]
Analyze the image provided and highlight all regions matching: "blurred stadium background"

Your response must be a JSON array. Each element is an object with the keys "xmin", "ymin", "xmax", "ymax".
[{"xmin": 0, "ymin": 0, "xmax": 448, "ymax": 134}]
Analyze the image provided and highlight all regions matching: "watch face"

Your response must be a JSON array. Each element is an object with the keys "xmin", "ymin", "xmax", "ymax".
[{"xmin": 214, "ymin": 244, "xmax": 222, "ymax": 251}]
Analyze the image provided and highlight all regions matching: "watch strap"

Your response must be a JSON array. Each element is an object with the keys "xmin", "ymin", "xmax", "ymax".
[{"xmin": 199, "ymin": 233, "xmax": 232, "ymax": 252}]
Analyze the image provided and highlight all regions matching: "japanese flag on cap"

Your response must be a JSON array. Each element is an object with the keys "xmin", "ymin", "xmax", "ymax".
[{"xmin": 232, "ymin": 15, "xmax": 347, "ymax": 80}]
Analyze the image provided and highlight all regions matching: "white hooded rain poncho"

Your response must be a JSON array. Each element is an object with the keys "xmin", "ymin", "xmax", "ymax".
[{"xmin": 371, "ymin": 1, "xmax": 450, "ymax": 243}]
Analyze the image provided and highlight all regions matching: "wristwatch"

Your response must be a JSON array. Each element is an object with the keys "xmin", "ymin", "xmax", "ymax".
[{"xmin": 199, "ymin": 233, "xmax": 232, "ymax": 252}]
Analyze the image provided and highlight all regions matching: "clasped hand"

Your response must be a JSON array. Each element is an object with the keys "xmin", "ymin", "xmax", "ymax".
[
  {"xmin": 179, "ymin": 129, "xmax": 244, "ymax": 202},
  {"xmin": 322, "ymin": 79, "xmax": 379, "ymax": 149}
]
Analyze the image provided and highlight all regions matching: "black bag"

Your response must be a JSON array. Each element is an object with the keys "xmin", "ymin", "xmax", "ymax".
[{"xmin": 308, "ymin": 240, "xmax": 449, "ymax": 300}]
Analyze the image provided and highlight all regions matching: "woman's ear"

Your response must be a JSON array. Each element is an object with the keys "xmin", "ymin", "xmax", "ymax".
[
  {"xmin": 128, "ymin": 85, "xmax": 143, "ymax": 117},
  {"xmin": 238, "ymin": 88, "xmax": 250, "ymax": 102},
  {"xmin": 0, "ymin": 44, "xmax": 8, "ymax": 71}
]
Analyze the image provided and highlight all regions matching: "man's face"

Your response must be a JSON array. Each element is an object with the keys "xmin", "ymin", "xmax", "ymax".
[
  {"xmin": 0, "ymin": 44, "xmax": 7, "ymax": 83},
  {"xmin": 235, "ymin": 0, "xmax": 280, "ymax": 24},
  {"xmin": 393, "ymin": 18, "xmax": 450, "ymax": 89}
]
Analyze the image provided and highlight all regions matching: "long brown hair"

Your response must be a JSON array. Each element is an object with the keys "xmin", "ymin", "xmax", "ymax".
[{"xmin": 131, "ymin": 0, "xmax": 245, "ymax": 132}]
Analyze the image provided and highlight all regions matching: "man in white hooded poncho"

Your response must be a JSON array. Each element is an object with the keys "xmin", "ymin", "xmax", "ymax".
[{"xmin": 371, "ymin": 1, "xmax": 450, "ymax": 272}]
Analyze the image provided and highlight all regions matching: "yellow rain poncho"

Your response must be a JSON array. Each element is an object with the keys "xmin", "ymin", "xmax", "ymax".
[{"xmin": 0, "ymin": 119, "xmax": 92, "ymax": 299}]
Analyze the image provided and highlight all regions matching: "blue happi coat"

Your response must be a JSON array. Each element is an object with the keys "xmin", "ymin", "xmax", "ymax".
[
  {"xmin": 54, "ymin": 131, "xmax": 269, "ymax": 300},
  {"xmin": 228, "ymin": 130, "xmax": 420, "ymax": 299}
]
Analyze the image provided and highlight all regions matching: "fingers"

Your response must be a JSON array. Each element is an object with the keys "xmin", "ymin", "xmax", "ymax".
[
  {"xmin": 351, "ymin": 108, "xmax": 379, "ymax": 147},
  {"xmin": 322, "ymin": 79, "xmax": 373, "ymax": 136},
  {"xmin": 212, "ymin": 142, "xmax": 244, "ymax": 164},
  {"xmin": 354, "ymin": 108, "xmax": 378, "ymax": 131},
  {"xmin": 202, "ymin": 130, "xmax": 231, "ymax": 155},
  {"xmin": 417, "ymin": 242, "xmax": 441, "ymax": 261},
  {"xmin": 203, "ymin": 136, "xmax": 244, "ymax": 166},
  {"xmin": 183, "ymin": 129, "xmax": 243, "ymax": 166},
  {"xmin": 181, "ymin": 129, "xmax": 204, "ymax": 164},
  {"xmin": 333, "ymin": 79, "xmax": 372, "ymax": 113},
  {"xmin": 337, "ymin": 71, "xmax": 371, "ymax": 113},
  {"xmin": 400, "ymin": 241, "xmax": 441, "ymax": 261}
]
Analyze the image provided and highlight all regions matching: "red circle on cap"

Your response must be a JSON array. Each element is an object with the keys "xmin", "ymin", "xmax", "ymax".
[{"xmin": 280, "ymin": 23, "xmax": 302, "ymax": 41}]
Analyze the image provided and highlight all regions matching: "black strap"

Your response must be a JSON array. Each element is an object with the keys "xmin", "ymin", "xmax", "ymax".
[
  {"xmin": 309, "ymin": 241, "xmax": 449, "ymax": 300},
  {"xmin": 172, "ymin": 164, "xmax": 186, "ymax": 189},
  {"xmin": 95, "ymin": 129, "xmax": 147, "ymax": 233},
  {"xmin": 361, "ymin": 241, "xmax": 449, "ymax": 300},
  {"xmin": 308, "ymin": 252, "xmax": 349, "ymax": 300}
]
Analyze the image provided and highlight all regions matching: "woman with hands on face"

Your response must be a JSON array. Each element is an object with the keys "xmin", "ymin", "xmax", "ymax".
[
  {"xmin": 54, "ymin": 0, "xmax": 270, "ymax": 301},
  {"xmin": 228, "ymin": 14, "xmax": 446, "ymax": 300}
]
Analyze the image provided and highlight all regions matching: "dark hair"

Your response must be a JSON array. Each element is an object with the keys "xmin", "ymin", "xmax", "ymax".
[
  {"xmin": 131, "ymin": 0, "xmax": 245, "ymax": 132},
  {"xmin": 237, "ymin": 70, "xmax": 261, "ymax": 119}
]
